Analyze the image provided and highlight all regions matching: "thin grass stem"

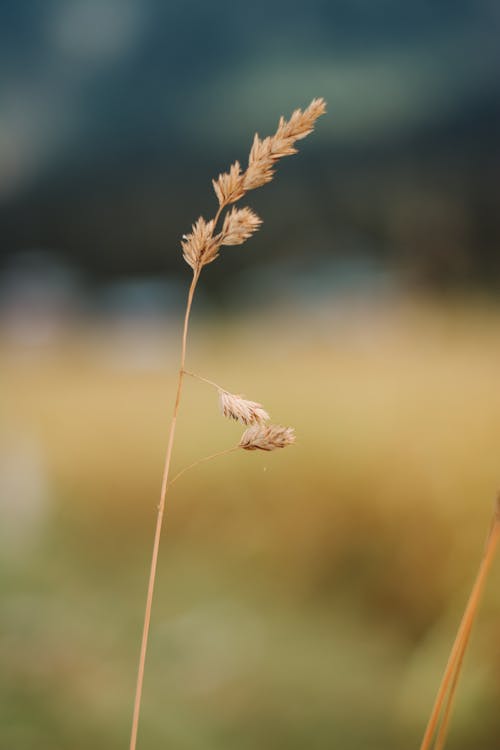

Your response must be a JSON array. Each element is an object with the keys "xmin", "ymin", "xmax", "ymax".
[
  {"xmin": 182, "ymin": 368, "xmax": 223, "ymax": 391},
  {"xmin": 419, "ymin": 497, "xmax": 500, "ymax": 750},
  {"xmin": 431, "ymin": 510, "xmax": 500, "ymax": 750},
  {"xmin": 129, "ymin": 269, "xmax": 200, "ymax": 750},
  {"xmin": 168, "ymin": 446, "xmax": 239, "ymax": 490}
]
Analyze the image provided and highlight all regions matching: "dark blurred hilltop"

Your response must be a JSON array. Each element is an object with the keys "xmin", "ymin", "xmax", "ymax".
[{"xmin": 1, "ymin": 0, "xmax": 499, "ymax": 300}]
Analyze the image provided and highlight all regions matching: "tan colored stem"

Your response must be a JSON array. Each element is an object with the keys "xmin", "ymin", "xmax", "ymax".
[
  {"xmin": 431, "ymin": 518, "xmax": 499, "ymax": 750},
  {"xmin": 182, "ymin": 368, "xmax": 223, "ymax": 391},
  {"xmin": 213, "ymin": 203, "xmax": 225, "ymax": 230},
  {"xmin": 129, "ymin": 268, "xmax": 200, "ymax": 750},
  {"xmin": 168, "ymin": 446, "xmax": 239, "ymax": 489},
  {"xmin": 432, "ymin": 625, "xmax": 471, "ymax": 750},
  {"xmin": 419, "ymin": 501, "xmax": 500, "ymax": 750}
]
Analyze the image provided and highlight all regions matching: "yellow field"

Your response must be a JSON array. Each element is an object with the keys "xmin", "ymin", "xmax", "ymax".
[{"xmin": 2, "ymin": 296, "xmax": 500, "ymax": 749}]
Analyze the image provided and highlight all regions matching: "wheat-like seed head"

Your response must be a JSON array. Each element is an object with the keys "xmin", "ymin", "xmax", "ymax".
[
  {"xmin": 182, "ymin": 98, "xmax": 326, "ymax": 272},
  {"xmin": 219, "ymin": 390, "xmax": 270, "ymax": 425},
  {"xmin": 239, "ymin": 424, "xmax": 295, "ymax": 451}
]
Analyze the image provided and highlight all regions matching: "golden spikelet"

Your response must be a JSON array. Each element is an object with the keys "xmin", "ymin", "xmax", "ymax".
[
  {"xmin": 221, "ymin": 207, "xmax": 262, "ymax": 246},
  {"xmin": 181, "ymin": 97, "xmax": 326, "ymax": 272},
  {"xmin": 275, "ymin": 97, "xmax": 327, "ymax": 142},
  {"xmin": 239, "ymin": 424, "xmax": 296, "ymax": 451},
  {"xmin": 242, "ymin": 135, "xmax": 278, "ymax": 190},
  {"xmin": 212, "ymin": 161, "xmax": 245, "ymax": 206},
  {"xmin": 243, "ymin": 97, "xmax": 326, "ymax": 191},
  {"xmin": 181, "ymin": 217, "xmax": 220, "ymax": 270},
  {"xmin": 219, "ymin": 390, "xmax": 270, "ymax": 425}
]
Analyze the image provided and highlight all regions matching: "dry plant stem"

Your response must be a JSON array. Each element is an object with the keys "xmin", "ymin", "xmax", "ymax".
[
  {"xmin": 419, "ymin": 503, "xmax": 500, "ymax": 750},
  {"xmin": 432, "ymin": 627, "xmax": 472, "ymax": 750},
  {"xmin": 168, "ymin": 446, "xmax": 239, "ymax": 489},
  {"xmin": 432, "ymin": 514, "xmax": 500, "ymax": 750},
  {"xmin": 129, "ymin": 269, "xmax": 200, "ymax": 750},
  {"xmin": 128, "ymin": 100, "xmax": 324, "ymax": 749},
  {"xmin": 182, "ymin": 368, "xmax": 222, "ymax": 391}
]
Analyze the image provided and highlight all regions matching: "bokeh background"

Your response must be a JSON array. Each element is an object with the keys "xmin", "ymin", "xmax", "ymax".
[{"xmin": 2, "ymin": 2, "xmax": 500, "ymax": 748}]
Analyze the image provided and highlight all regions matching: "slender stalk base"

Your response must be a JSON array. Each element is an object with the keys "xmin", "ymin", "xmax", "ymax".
[
  {"xmin": 168, "ymin": 446, "xmax": 239, "ymax": 489},
  {"xmin": 129, "ymin": 270, "xmax": 199, "ymax": 750},
  {"xmin": 419, "ymin": 498, "xmax": 500, "ymax": 750}
]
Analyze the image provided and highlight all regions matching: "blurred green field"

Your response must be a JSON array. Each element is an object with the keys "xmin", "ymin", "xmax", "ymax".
[{"xmin": 2, "ymin": 296, "xmax": 500, "ymax": 749}]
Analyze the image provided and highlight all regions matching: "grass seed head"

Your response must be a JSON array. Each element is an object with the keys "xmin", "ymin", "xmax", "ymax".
[
  {"xmin": 181, "ymin": 217, "xmax": 220, "ymax": 271},
  {"xmin": 181, "ymin": 97, "xmax": 326, "ymax": 272},
  {"xmin": 239, "ymin": 424, "xmax": 296, "ymax": 451},
  {"xmin": 212, "ymin": 161, "xmax": 245, "ymax": 206},
  {"xmin": 219, "ymin": 390, "xmax": 270, "ymax": 425},
  {"xmin": 221, "ymin": 207, "xmax": 262, "ymax": 246}
]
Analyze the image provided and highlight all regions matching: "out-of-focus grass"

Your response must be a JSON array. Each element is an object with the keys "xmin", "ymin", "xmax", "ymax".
[{"xmin": 2, "ymin": 296, "xmax": 500, "ymax": 749}]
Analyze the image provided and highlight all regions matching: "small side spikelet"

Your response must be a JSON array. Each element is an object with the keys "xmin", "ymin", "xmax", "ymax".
[
  {"xmin": 219, "ymin": 390, "xmax": 270, "ymax": 425},
  {"xmin": 181, "ymin": 217, "xmax": 220, "ymax": 271},
  {"xmin": 221, "ymin": 207, "xmax": 262, "ymax": 246},
  {"xmin": 239, "ymin": 424, "xmax": 295, "ymax": 451},
  {"xmin": 212, "ymin": 161, "xmax": 245, "ymax": 206}
]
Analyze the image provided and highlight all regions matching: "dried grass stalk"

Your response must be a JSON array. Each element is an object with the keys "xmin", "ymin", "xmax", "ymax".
[
  {"xmin": 239, "ymin": 424, "xmax": 295, "ymax": 451},
  {"xmin": 131, "ymin": 99, "xmax": 324, "ymax": 750},
  {"xmin": 219, "ymin": 390, "xmax": 270, "ymax": 425},
  {"xmin": 419, "ymin": 495, "xmax": 500, "ymax": 750}
]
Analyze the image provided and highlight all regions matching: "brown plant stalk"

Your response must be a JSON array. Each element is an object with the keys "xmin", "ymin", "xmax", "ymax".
[
  {"xmin": 168, "ymin": 446, "xmax": 239, "ymax": 489},
  {"xmin": 419, "ymin": 495, "xmax": 500, "ymax": 750},
  {"xmin": 129, "ymin": 98, "xmax": 325, "ymax": 749},
  {"xmin": 129, "ymin": 267, "xmax": 200, "ymax": 750}
]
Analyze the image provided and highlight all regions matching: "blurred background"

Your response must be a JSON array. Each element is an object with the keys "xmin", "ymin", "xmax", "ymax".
[{"xmin": 1, "ymin": 1, "xmax": 500, "ymax": 748}]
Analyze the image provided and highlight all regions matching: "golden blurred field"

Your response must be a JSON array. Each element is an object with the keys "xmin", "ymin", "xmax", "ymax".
[{"xmin": 2, "ymin": 296, "xmax": 500, "ymax": 749}]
